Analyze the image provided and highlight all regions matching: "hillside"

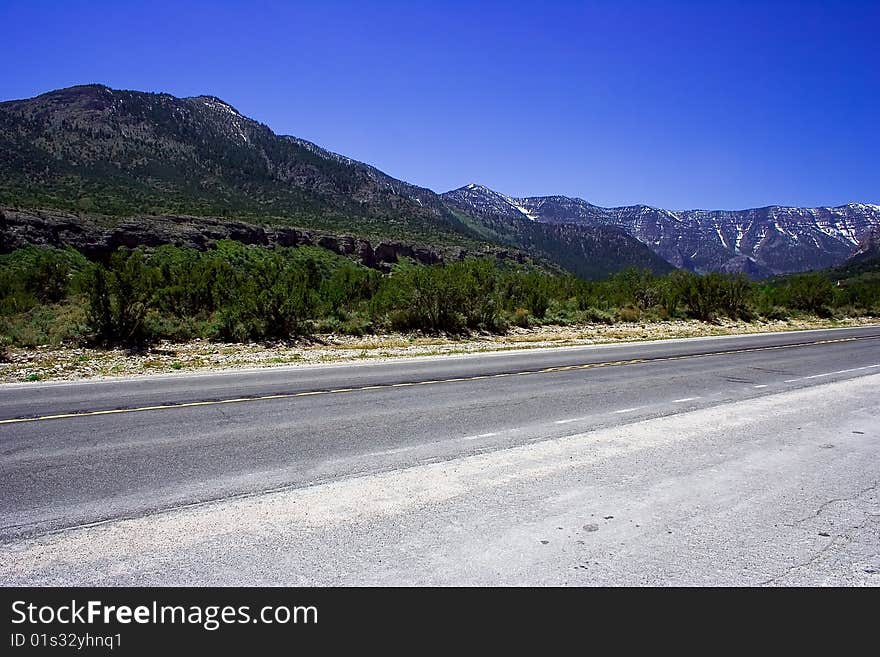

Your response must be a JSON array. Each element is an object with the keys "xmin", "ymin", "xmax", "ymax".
[
  {"xmin": 0, "ymin": 84, "xmax": 478, "ymax": 245},
  {"xmin": 0, "ymin": 84, "xmax": 668, "ymax": 278},
  {"xmin": 443, "ymin": 196, "xmax": 673, "ymax": 278},
  {"xmin": 833, "ymin": 226, "xmax": 880, "ymax": 278}
]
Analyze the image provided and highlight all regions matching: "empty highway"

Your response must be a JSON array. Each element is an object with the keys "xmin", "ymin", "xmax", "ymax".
[{"xmin": 1, "ymin": 325, "xmax": 879, "ymax": 585}]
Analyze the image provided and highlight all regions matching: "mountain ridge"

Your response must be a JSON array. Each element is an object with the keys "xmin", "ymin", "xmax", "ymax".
[
  {"xmin": 0, "ymin": 84, "xmax": 671, "ymax": 278},
  {"xmin": 2, "ymin": 84, "xmax": 877, "ymax": 279},
  {"xmin": 448, "ymin": 182, "xmax": 879, "ymax": 217},
  {"xmin": 442, "ymin": 184, "xmax": 880, "ymax": 276}
]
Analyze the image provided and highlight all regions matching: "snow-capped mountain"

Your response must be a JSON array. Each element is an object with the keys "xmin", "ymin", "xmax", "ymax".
[
  {"xmin": 441, "ymin": 184, "xmax": 539, "ymax": 222},
  {"xmin": 442, "ymin": 184, "xmax": 880, "ymax": 276}
]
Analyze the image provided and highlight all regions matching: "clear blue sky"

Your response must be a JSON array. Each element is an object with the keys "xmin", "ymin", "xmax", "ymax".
[{"xmin": 2, "ymin": 0, "xmax": 877, "ymax": 210}]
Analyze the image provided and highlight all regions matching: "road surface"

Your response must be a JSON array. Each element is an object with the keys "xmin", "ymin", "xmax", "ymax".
[{"xmin": 1, "ymin": 325, "xmax": 878, "ymax": 585}]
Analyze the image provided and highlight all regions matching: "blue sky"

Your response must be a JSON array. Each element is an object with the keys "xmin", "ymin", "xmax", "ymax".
[{"xmin": 2, "ymin": 0, "xmax": 877, "ymax": 209}]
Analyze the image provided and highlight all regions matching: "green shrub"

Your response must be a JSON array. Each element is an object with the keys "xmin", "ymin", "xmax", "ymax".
[
  {"xmin": 0, "ymin": 300, "xmax": 87, "ymax": 347},
  {"xmin": 580, "ymin": 307, "xmax": 615, "ymax": 325},
  {"xmin": 779, "ymin": 273, "xmax": 834, "ymax": 315},
  {"xmin": 372, "ymin": 259, "xmax": 507, "ymax": 333},
  {"xmin": 616, "ymin": 305, "xmax": 641, "ymax": 323},
  {"xmin": 0, "ymin": 246, "xmax": 88, "ymax": 315},
  {"xmin": 85, "ymin": 249, "xmax": 159, "ymax": 348},
  {"xmin": 2, "ymin": 241, "xmax": 878, "ymax": 348},
  {"xmin": 215, "ymin": 254, "xmax": 319, "ymax": 340},
  {"xmin": 510, "ymin": 307, "xmax": 531, "ymax": 328},
  {"xmin": 672, "ymin": 272, "xmax": 753, "ymax": 322}
]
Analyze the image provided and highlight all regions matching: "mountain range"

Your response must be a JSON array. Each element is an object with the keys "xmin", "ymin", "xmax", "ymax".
[
  {"xmin": 1, "ymin": 84, "xmax": 877, "ymax": 278},
  {"xmin": 443, "ymin": 184, "xmax": 880, "ymax": 277}
]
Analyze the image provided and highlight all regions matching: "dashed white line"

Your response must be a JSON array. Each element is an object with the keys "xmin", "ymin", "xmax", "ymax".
[
  {"xmin": 753, "ymin": 384, "xmax": 768, "ymax": 389},
  {"xmin": 785, "ymin": 364, "xmax": 880, "ymax": 383},
  {"xmin": 613, "ymin": 407, "xmax": 642, "ymax": 414},
  {"xmin": 554, "ymin": 418, "xmax": 585, "ymax": 425},
  {"xmin": 672, "ymin": 397, "xmax": 701, "ymax": 403},
  {"xmin": 804, "ymin": 364, "xmax": 880, "ymax": 379},
  {"xmin": 365, "ymin": 444, "xmax": 417, "ymax": 458},
  {"xmin": 462, "ymin": 431, "xmax": 501, "ymax": 440}
]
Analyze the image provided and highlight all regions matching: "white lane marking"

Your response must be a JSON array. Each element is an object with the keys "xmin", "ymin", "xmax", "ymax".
[
  {"xmin": 672, "ymin": 397, "xmax": 701, "ymax": 403},
  {"xmin": 365, "ymin": 444, "xmax": 418, "ymax": 458},
  {"xmin": 804, "ymin": 364, "xmax": 880, "ymax": 379},
  {"xmin": 462, "ymin": 431, "xmax": 501, "ymax": 440},
  {"xmin": 554, "ymin": 417, "xmax": 585, "ymax": 425},
  {"xmin": 613, "ymin": 407, "xmax": 642, "ymax": 414},
  {"xmin": 785, "ymin": 364, "xmax": 880, "ymax": 383},
  {"xmin": 753, "ymin": 384, "xmax": 768, "ymax": 389}
]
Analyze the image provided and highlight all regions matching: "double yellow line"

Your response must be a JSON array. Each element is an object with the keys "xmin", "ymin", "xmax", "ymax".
[{"xmin": 0, "ymin": 335, "xmax": 872, "ymax": 426}]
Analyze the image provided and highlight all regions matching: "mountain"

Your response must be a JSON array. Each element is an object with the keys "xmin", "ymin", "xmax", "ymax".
[
  {"xmin": 442, "ymin": 186, "xmax": 672, "ymax": 277},
  {"xmin": 848, "ymin": 225, "xmax": 880, "ymax": 264},
  {"xmin": 442, "ymin": 184, "xmax": 880, "ymax": 276},
  {"xmin": 835, "ymin": 225, "xmax": 880, "ymax": 277},
  {"xmin": 0, "ymin": 84, "xmax": 668, "ymax": 278},
  {"xmin": 0, "ymin": 84, "xmax": 478, "ymax": 245},
  {"xmin": 6, "ymin": 84, "xmax": 874, "ymax": 280}
]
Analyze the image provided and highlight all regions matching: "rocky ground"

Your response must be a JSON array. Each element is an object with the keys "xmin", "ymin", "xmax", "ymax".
[{"xmin": 1, "ymin": 316, "xmax": 876, "ymax": 384}]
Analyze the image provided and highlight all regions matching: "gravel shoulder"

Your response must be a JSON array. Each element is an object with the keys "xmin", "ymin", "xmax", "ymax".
[{"xmin": 1, "ymin": 316, "xmax": 877, "ymax": 384}]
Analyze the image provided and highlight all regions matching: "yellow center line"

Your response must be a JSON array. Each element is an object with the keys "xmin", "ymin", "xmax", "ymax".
[{"xmin": 1, "ymin": 335, "xmax": 874, "ymax": 425}]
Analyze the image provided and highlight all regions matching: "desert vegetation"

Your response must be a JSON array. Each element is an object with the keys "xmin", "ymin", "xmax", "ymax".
[{"xmin": 1, "ymin": 243, "xmax": 878, "ymax": 351}]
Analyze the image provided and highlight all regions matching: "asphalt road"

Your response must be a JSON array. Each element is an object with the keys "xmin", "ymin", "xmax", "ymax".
[{"xmin": 1, "ymin": 325, "xmax": 879, "ymax": 585}]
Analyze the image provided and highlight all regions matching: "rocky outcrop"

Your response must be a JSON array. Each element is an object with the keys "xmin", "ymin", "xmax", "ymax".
[
  {"xmin": 717, "ymin": 255, "xmax": 774, "ymax": 279},
  {"xmin": 0, "ymin": 207, "xmax": 498, "ymax": 270},
  {"xmin": 848, "ymin": 226, "xmax": 880, "ymax": 265}
]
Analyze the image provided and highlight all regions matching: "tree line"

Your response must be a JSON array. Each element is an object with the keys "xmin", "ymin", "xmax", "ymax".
[{"xmin": 1, "ymin": 243, "xmax": 877, "ymax": 349}]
